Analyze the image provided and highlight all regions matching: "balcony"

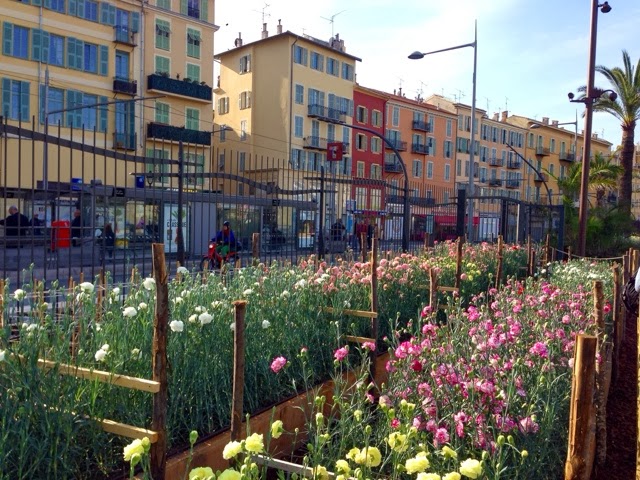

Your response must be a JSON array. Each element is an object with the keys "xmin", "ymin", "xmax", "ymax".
[
  {"xmin": 488, "ymin": 157, "xmax": 503, "ymax": 167},
  {"xmin": 488, "ymin": 178, "xmax": 502, "ymax": 187},
  {"xmin": 385, "ymin": 139, "xmax": 408, "ymax": 151},
  {"xmin": 147, "ymin": 74, "xmax": 212, "ymax": 102},
  {"xmin": 412, "ymin": 120, "xmax": 432, "ymax": 132},
  {"xmin": 534, "ymin": 173, "xmax": 549, "ymax": 183},
  {"xmin": 536, "ymin": 146, "xmax": 551, "ymax": 156},
  {"xmin": 303, "ymin": 136, "xmax": 328, "ymax": 150},
  {"xmin": 411, "ymin": 143, "xmax": 429, "ymax": 155},
  {"xmin": 114, "ymin": 26, "xmax": 137, "ymax": 46},
  {"xmin": 478, "ymin": 176, "xmax": 488, "ymax": 184},
  {"xmin": 559, "ymin": 151, "xmax": 575, "ymax": 162},
  {"xmin": 505, "ymin": 179, "xmax": 521, "ymax": 189},
  {"xmin": 384, "ymin": 161, "xmax": 403, "ymax": 173},
  {"xmin": 114, "ymin": 132, "xmax": 137, "ymax": 150},
  {"xmin": 307, "ymin": 104, "xmax": 345, "ymax": 123},
  {"xmin": 506, "ymin": 159, "xmax": 521, "ymax": 169},
  {"xmin": 147, "ymin": 122, "xmax": 211, "ymax": 145},
  {"xmin": 113, "ymin": 77, "xmax": 137, "ymax": 96}
]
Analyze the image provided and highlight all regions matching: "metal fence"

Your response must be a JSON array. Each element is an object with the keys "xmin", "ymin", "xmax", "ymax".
[{"xmin": 0, "ymin": 118, "xmax": 562, "ymax": 286}]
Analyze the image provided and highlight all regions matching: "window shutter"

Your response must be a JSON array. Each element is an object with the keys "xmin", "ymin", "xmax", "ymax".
[
  {"xmin": 67, "ymin": 37, "xmax": 76, "ymax": 69},
  {"xmin": 66, "ymin": 90, "xmax": 75, "ymax": 126},
  {"xmin": 180, "ymin": 0, "xmax": 187, "ymax": 15},
  {"xmin": 99, "ymin": 45, "xmax": 108, "ymax": 76},
  {"xmin": 3, "ymin": 23, "xmax": 13, "ymax": 56},
  {"xmin": 32, "ymin": 0, "xmax": 42, "ymax": 6},
  {"xmin": 107, "ymin": 5, "xmax": 116, "ymax": 25},
  {"xmin": 75, "ymin": 38, "xmax": 84, "ymax": 70},
  {"xmin": 68, "ymin": 0, "xmax": 76, "ymax": 15},
  {"xmin": 99, "ymin": 2, "xmax": 109, "ymax": 24},
  {"xmin": 43, "ymin": 0, "xmax": 51, "ymax": 9},
  {"xmin": 1, "ymin": 79, "xmax": 10, "ymax": 118},
  {"xmin": 39, "ymin": 84, "xmax": 46, "ymax": 124},
  {"xmin": 20, "ymin": 81, "xmax": 30, "ymax": 121},
  {"xmin": 131, "ymin": 11, "xmax": 140, "ymax": 32},
  {"xmin": 41, "ymin": 30, "xmax": 50, "ymax": 62},
  {"xmin": 98, "ymin": 95, "xmax": 108, "ymax": 132},
  {"xmin": 76, "ymin": 0, "xmax": 85, "ymax": 18},
  {"xmin": 200, "ymin": 0, "xmax": 208, "ymax": 21},
  {"xmin": 32, "ymin": 28, "xmax": 42, "ymax": 61}
]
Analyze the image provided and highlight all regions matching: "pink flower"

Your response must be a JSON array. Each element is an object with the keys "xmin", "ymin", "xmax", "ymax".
[
  {"xmin": 460, "ymin": 273, "xmax": 468, "ymax": 281},
  {"xmin": 529, "ymin": 341, "xmax": 548, "ymax": 358},
  {"xmin": 362, "ymin": 342, "xmax": 376, "ymax": 351},
  {"xmin": 603, "ymin": 303, "xmax": 611, "ymax": 314},
  {"xmin": 434, "ymin": 427, "xmax": 450, "ymax": 446},
  {"xmin": 334, "ymin": 346, "xmax": 349, "ymax": 361},
  {"xmin": 390, "ymin": 418, "xmax": 400, "ymax": 429},
  {"xmin": 270, "ymin": 356, "xmax": 287, "ymax": 373}
]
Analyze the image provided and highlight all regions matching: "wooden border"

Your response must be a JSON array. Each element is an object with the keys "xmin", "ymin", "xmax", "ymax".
[
  {"xmin": 344, "ymin": 335, "xmax": 375, "ymax": 344},
  {"xmin": 437, "ymin": 286, "xmax": 459, "ymax": 293},
  {"xmin": 100, "ymin": 419, "xmax": 159, "ymax": 443},
  {"xmin": 322, "ymin": 307, "xmax": 378, "ymax": 319}
]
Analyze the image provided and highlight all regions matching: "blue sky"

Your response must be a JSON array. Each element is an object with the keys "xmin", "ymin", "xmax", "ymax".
[{"xmin": 215, "ymin": 0, "xmax": 640, "ymax": 148}]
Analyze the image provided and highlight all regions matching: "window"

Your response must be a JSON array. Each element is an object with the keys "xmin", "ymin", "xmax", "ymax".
[
  {"xmin": 186, "ymin": 107, "xmax": 199, "ymax": 130},
  {"xmin": 371, "ymin": 164, "xmax": 381, "ymax": 179},
  {"xmin": 219, "ymin": 127, "xmax": 226, "ymax": 142},
  {"xmin": 155, "ymin": 56, "xmax": 170, "ymax": 75},
  {"xmin": 83, "ymin": 0, "xmax": 98, "ymax": 21},
  {"xmin": 550, "ymin": 138, "xmax": 556, "ymax": 153},
  {"xmin": 456, "ymin": 159, "xmax": 461, "ymax": 177},
  {"xmin": 391, "ymin": 106, "xmax": 399, "ymax": 127},
  {"xmin": 186, "ymin": 0, "xmax": 203, "ymax": 19},
  {"xmin": 187, "ymin": 28, "xmax": 201, "ymax": 58},
  {"xmin": 371, "ymin": 137, "xmax": 381, "ymax": 153},
  {"xmin": 115, "ymin": 50, "xmax": 129, "ymax": 79},
  {"xmin": 326, "ymin": 57, "xmax": 339, "ymax": 76},
  {"xmin": 356, "ymin": 133, "xmax": 367, "ymax": 151},
  {"xmin": 155, "ymin": 101, "xmax": 169, "ymax": 123},
  {"xmin": 39, "ymin": 86, "xmax": 63, "ymax": 125},
  {"xmin": 238, "ymin": 152, "xmax": 246, "ymax": 172},
  {"xmin": 444, "ymin": 164, "xmax": 451, "ymax": 181},
  {"xmin": 293, "ymin": 45, "xmax": 308, "ymax": 65},
  {"xmin": 310, "ymin": 52, "xmax": 324, "ymax": 71},
  {"xmin": 157, "ymin": 0, "xmax": 170, "ymax": 9},
  {"xmin": 342, "ymin": 62, "xmax": 354, "ymax": 81},
  {"xmin": 444, "ymin": 140, "xmax": 452, "ymax": 158},
  {"xmin": 186, "ymin": 63, "xmax": 200, "ymax": 82},
  {"xmin": 370, "ymin": 189, "xmax": 381, "ymax": 210},
  {"xmin": 342, "ymin": 127, "xmax": 349, "ymax": 146},
  {"xmin": 184, "ymin": 152, "xmax": 204, "ymax": 186},
  {"xmin": 81, "ymin": 93, "xmax": 97, "ymax": 130},
  {"xmin": 3, "ymin": 23, "xmax": 29, "ymax": 59},
  {"xmin": 295, "ymin": 84, "xmax": 304, "ymax": 104},
  {"xmin": 155, "ymin": 20, "xmax": 170, "ymax": 50},
  {"xmin": 426, "ymin": 161, "xmax": 433, "ymax": 179},
  {"xmin": 412, "ymin": 159, "xmax": 422, "ymax": 178},
  {"xmin": 146, "ymin": 148, "xmax": 169, "ymax": 184},
  {"xmin": 239, "ymin": 54, "xmax": 251, "ymax": 73},
  {"xmin": 356, "ymin": 188, "xmax": 367, "ymax": 209},
  {"xmin": 308, "ymin": 88, "xmax": 324, "ymax": 107},
  {"xmin": 356, "ymin": 106, "xmax": 367, "ymax": 123},
  {"xmin": 371, "ymin": 110, "xmax": 382, "ymax": 127},
  {"xmin": 294, "ymin": 116, "xmax": 303, "ymax": 138},
  {"xmin": 427, "ymin": 137, "xmax": 436, "ymax": 156},
  {"xmin": 356, "ymin": 161, "xmax": 365, "ymax": 178},
  {"xmin": 240, "ymin": 120, "xmax": 247, "ymax": 141},
  {"xmin": 239, "ymin": 91, "xmax": 251, "ymax": 110},
  {"xmin": 83, "ymin": 42, "xmax": 98, "ymax": 73},
  {"xmin": 291, "ymin": 149, "xmax": 306, "ymax": 170},
  {"xmin": 327, "ymin": 123, "xmax": 335, "ymax": 141},
  {"xmin": 49, "ymin": 0, "xmax": 65, "ymax": 13},
  {"xmin": 48, "ymin": 34, "xmax": 64, "ymax": 66}
]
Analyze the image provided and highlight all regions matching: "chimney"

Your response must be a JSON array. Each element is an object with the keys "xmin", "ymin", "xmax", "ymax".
[
  {"xmin": 234, "ymin": 33, "xmax": 243, "ymax": 47},
  {"xmin": 542, "ymin": 117, "xmax": 549, "ymax": 125},
  {"xmin": 277, "ymin": 19, "xmax": 282, "ymax": 34},
  {"xmin": 493, "ymin": 112, "xmax": 499, "ymax": 121},
  {"xmin": 261, "ymin": 23, "xmax": 268, "ymax": 39},
  {"xmin": 592, "ymin": 132, "xmax": 598, "ymax": 139},
  {"xmin": 501, "ymin": 110, "xmax": 508, "ymax": 122},
  {"xmin": 398, "ymin": 87, "xmax": 403, "ymax": 97},
  {"xmin": 552, "ymin": 120, "xmax": 559, "ymax": 127}
]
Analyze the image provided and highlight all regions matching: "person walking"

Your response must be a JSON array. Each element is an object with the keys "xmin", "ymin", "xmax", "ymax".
[{"xmin": 0, "ymin": 205, "xmax": 31, "ymax": 237}]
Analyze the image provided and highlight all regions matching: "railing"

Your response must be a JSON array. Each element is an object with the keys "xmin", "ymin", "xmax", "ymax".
[
  {"xmin": 507, "ymin": 159, "xmax": 522, "ymax": 169},
  {"xmin": 411, "ymin": 120, "xmax": 432, "ymax": 132},
  {"xmin": 559, "ymin": 151, "xmax": 575, "ymax": 162},
  {"xmin": 385, "ymin": 139, "xmax": 407, "ymax": 151},
  {"xmin": 536, "ymin": 146, "xmax": 550, "ymax": 156},
  {"xmin": 488, "ymin": 178, "xmax": 502, "ymax": 187},
  {"xmin": 384, "ymin": 161, "xmax": 402, "ymax": 173},
  {"xmin": 113, "ymin": 77, "xmax": 137, "ymax": 96},
  {"xmin": 488, "ymin": 157, "xmax": 503, "ymax": 167},
  {"xmin": 506, "ymin": 179, "xmax": 521, "ymax": 188},
  {"xmin": 534, "ymin": 173, "xmax": 549, "ymax": 183},
  {"xmin": 114, "ymin": 26, "xmax": 136, "ymax": 45},
  {"xmin": 147, "ymin": 122, "xmax": 211, "ymax": 145},
  {"xmin": 113, "ymin": 132, "xmax": 137, "ymax": 150},
  {"xmin": 411, "ymin": 143, "xmax": 429, "ymax": 155},
  {"xmin": 307, "ymin": 105, "xmax": 345, "ymax": 123},
  {"xmin": 147, "ymin": 74, "xmax": 212, "ymax": 102}
]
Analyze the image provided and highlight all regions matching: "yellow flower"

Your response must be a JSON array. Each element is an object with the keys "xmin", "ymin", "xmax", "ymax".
[
  {"xmin": 123, "ymin": 439, "xmax": 145, "ymax": 462},
  {"xmin": 244, "ymin": 433, "xmax": 264, "ymax": 453},
  {"xmin": 387, "ymin": 432, "xmax": 408, "ymax": 453},
  {"xmin": 189, "ymin": 466, "xmax": 215, "ymax": 480},
  {"xmin": 271, "ymin": 420, "xmax": 284, "ymax": 439},
  {"xmin": 141, "ymin": 437, "xmax": 151, "ymax": 453},
  {"xmin": 354, "ymin": 409, "xmax": 363, "ymax": 422},
  {"xmin": 346, "ymin": 447, "xmax": 360, "ymax": 461},
  {"xmin": 405, "ymin": 453, "xmax": 430, "ymax": 474},
  {"xmin": 443, "ymin": 473, "xmax": 462, "ymax": 480},
  {"xmin": 459, "ymin": 458, "xmax": 483, "ymax": 479},
  {"xmin": 355, "ymin": 446, "xmax": 382, "ymax": 467},
  {"xmin": 442, "ymin": 445, "xmax": 458, "ymax": 459},
  {"xmin": 335, "ymin": 459, "xmax": 351, "ymax": 475},
  {"xmin": 314, "ymin": 465, "xmax": 329, "ymax": 480},
  {"xmin": 222, "ymin": 440, "xmax": 243, "ymax": 459},
  {"xmin": 217, "ymin": 469, "xmax": 242, "ymax": 480},
  {"xmin": 417, "ymin": 474, "xmax": 441, "ymax": 480}
]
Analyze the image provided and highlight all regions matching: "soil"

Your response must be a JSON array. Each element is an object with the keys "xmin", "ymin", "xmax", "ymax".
[{"xmin": 594, "ymin": 309, "xmax": 637, "ymax": 479}]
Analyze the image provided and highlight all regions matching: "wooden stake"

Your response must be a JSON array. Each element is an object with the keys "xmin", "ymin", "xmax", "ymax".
[
  {"xmin": 252, "ymin": 233, "xmax": 260, "ymax": 259},
  {"xmin": 495, "ymin": 235, "xmax": 504, "ymax": 289},
  {"xmin": 151, "ymin": 244, "xmax": 169, "ymax": 480},
  {"xmin": 79, "ymin": 272, "xmax": 84, "ymax": 284},
  {"xmin": 230, "ymin": 300, "xmax": 247, "ymax": 442},
  {"xmin": 95, "ymin": 269, "xmax": 105, "ymax": 324},
  {"xmin": 611, "ymin": 264, "xmax": 622, "ymax": 382},
  {"xmin": 361, "ymin": 232, "xmax": 367, "ymax": 263},
  {"xmin": 527, "ymin": 235, "xmax": 532, "ymax": 276},
  {"xmin": 565, "ymin": 334, "xmax": 597, "ymax": 480},
  {"xmin": 454, "ymin": 237, "xmax": 463, "ymax": 290},
  {"xmin": 544, "ymin": 233, "xmax": 550, "ymax": 265},
  {"xmin": 176, "ymin": 261, "xmax": 182, "ymax": 282},
  {"xmin": 567, "ymin": 246, "xmax": 572, "ymax": 262}
]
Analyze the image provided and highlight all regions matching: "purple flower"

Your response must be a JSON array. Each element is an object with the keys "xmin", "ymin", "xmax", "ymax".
[{"xmin": 529, "ymin": 341, "xmax": 548, "ymax": 358}]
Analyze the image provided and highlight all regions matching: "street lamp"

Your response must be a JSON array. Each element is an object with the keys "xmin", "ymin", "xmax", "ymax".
[
  {"xmin": 410, "ymin": 20, "xmax": 478, "ymax": 241},
  {"xmin": 568, "ymin": 0, "xmax": 612, "ymax": 257}
]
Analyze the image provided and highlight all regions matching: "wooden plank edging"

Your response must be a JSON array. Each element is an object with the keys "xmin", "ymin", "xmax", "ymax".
[{"xmin": 322, "ymin": 307, "xmax": 378, "ymax": 319}]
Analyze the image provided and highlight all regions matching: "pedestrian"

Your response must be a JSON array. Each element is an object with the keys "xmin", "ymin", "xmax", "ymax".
[
  {"xmin": 100, "ymin": 223, "xmax": 115, "ymax": 259},
  {"xmin": 355, "ymin": 219, "xmax": 367, "ymax": 251},
  {"xmin": 0, "ymin": 205, "xmax": 31, "ymax": 236},
  {"xmin": 31, "ymin": 212, "xmax": 44, "ymax": 235},
  {"xmin": 71, "ymin": 209, "xmax": 83, "ymax": 246}
]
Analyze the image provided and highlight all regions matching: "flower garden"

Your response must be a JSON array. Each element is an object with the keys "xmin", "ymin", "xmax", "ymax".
[{"xmin": 0, "ymin": 241, "xmax": 618, "ymax": 479}]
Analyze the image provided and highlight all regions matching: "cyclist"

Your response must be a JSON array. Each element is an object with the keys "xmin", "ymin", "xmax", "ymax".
[{"xmin": 213, "ymin": 221, "xmax": 236, "ymax": 258}]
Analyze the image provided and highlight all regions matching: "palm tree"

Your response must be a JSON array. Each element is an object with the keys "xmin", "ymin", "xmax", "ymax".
[{"xmin": 590, "ymin": 50, "xmax": 640, "ymax": 215}]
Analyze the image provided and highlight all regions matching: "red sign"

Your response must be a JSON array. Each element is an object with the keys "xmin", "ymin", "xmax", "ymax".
[{"xmin": 327, "ymin": 142, "xmax": 343, "ymax": 161}]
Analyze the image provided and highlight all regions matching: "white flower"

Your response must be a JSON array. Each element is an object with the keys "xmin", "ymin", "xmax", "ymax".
[
  {"xmin": 142, "ymin": 277, "xmax": 155, "ymax": 290},
  {"xmin": 131, "ymin": 348, "xmax": 141, "ymax": 358},
  {"xmin": 262, "ymin": 320, "xmax": 271, "ymax": 329},
  {"xmin": 211, "ymin": 301, "xmax": 222, "ymax": 308},
  {"xmin": 344, "ymin": 301, "xmax": 351, "ymax": 308},
  {"xmin": 41, "ymin": 302, "xmax": 50, "ymax": 310},
  {"xmin": 0, "ymin": 350, "xmax": 5, "ymax": 362},
  {"xmin": 195, "ymin": 306, "xmax": 204, "ymax": 313},
  {"xmin": 26, "ymin": 324, "xmax": 38, "ymax": 332},
  {"xmin": 79, "ymin": 282, "xmax": 94, "ymax": 293},
  {"xmin": 139, "ymin": 302, "xmax": 148, "ymax": 310},
  {"xmin": 280, "ymin": 290, "xmax": 290, "ymax": 298},
  {"xmin": 174, "ymin": 297, "xmax": 183, "ymax": 305},
  {"xmin": 177, "ymin": 266, "xmax": 189, "ymax": 275},
  {"xmin": 112, "ymin": 287, "xmax": 120, "ymax": 296},
  {"xmin": 230, "ymin": 322, "xmax": 236, "ymax": 331},
  {"xmin": 123, "ymin": 306, "xmax": 137, "ymax": 318},
  {"xmin": 189, "ymin": 314, "xmax": 198, "ymax": 323},
  {"xmin": 95, "ymin": 349, "xmax": 107, "ymax": 362},
  {"xmin": 13, "ymin": 289, "xmax": 26, "ymax": 301},
  {"xmin": 76, "ymin": 293, "xmax": 86, "ymax": 302},
  {"xmin": 295, "ymin": 279, "xmax": 307, "ymax": 289},
  {"xmin": 95, "ymin": 324, "xmax": 102, "ymax": 332},
  {"xmin": 243, "ymin": 289, "xmax": 254, "ymax": 296},
  {"xmin": 181, "ymin": 290, "xmax": 190, "ymax": 298},
  {"xmin": 101, "ymin": 344, "xmax": 109, "ymax": 352},
  {"xmin": 198, "ymin": 312, "xmax": 213, "ymax": 325},
  {"xmin": 170, "ymin": 320, "xmax": 184, "ymax": 332}
]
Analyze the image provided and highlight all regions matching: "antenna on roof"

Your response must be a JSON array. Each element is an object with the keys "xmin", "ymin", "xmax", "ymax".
[
  {"xmin": 320, "ymin": 9, "xmax": 346, "ymax": 37},
  {"xmin": 253, "ymin": 2, "xmax": 271, "ymax": 25},
  {"xmin": 484, "ymin": 97, "xmax": 490, "ymax": 113}
]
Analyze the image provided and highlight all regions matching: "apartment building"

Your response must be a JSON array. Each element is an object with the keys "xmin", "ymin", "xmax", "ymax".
[{"xmin": 214, "ymin": 26, "xmax": 359, "ymax": 234}]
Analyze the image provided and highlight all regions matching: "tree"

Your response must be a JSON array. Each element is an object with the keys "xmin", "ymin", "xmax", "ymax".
[{"xmin": 590, "ymin": 50, "xmax": 640, "ymax": 215}]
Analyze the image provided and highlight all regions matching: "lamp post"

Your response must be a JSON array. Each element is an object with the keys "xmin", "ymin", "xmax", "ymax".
[
  {"xmin": 410, "ymin": 20, "xmax": 477, "ymax": 241},
  {"xmin": 570, "ymin": 0, "xmax": 612, "ymax": 257}
]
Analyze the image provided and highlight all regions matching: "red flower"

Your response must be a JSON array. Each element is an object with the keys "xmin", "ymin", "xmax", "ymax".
[{"xmin": 411, "ymin": 360, "xmax": 423, "ymax": 372}]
